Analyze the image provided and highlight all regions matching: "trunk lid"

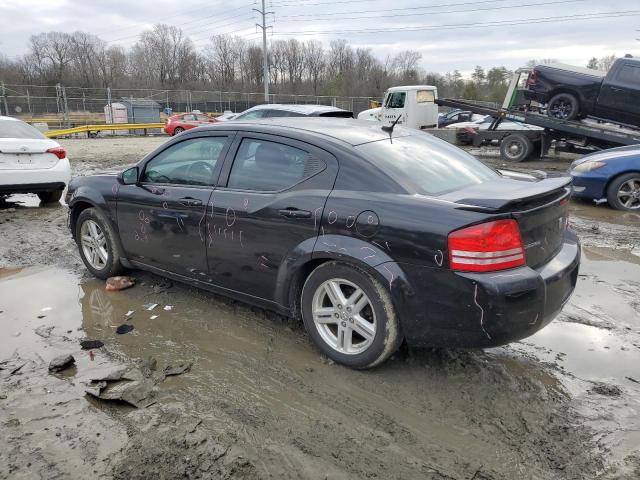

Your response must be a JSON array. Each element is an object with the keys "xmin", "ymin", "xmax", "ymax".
[
  {"xmin": 0, "ymin": 138, "xmax": 62, "ymax": 170},
  {"xmin": 442, "ymin": 176, "xmax": 571, "ymax": 268}
]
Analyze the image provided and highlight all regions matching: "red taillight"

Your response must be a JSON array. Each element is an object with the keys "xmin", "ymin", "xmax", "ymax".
[
  {"xmin": 46, "ymin": 147, "xmax": 66, "ymax": 160},
  {"xmin": 527, "ymin": 69, "xmax": 537, "ymax": 86},
  {"xmin": 448, "ymin": 219, "xmax": 525, "ymax": 272}
]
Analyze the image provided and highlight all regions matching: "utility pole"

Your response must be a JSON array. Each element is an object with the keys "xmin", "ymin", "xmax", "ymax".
[{"xmin": 254, "ymin": 0, "xmax": 273, "ymax": 103}]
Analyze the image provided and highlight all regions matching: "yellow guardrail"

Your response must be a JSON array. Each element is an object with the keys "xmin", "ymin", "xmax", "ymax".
[{"xmin": 45, "ymin": 123, "xmax": 166, "ymax": 138}]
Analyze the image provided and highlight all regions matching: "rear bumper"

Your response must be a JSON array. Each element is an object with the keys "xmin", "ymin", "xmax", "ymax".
[
  {"xmin": 384, "ymin": 229, "xmax": 580, "ymax": 348},
  {"xmin": 0, "ymin": 158, "xmax": 71, "ymax": 193}
]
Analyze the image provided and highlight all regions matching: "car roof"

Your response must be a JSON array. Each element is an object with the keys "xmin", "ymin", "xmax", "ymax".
[
  {"xmin": 241, "ymin": 104, "xmax": 350, "ymax": 115},
  {"xmin": 190, "ymin": 117, "xmax": 412, "ymax": 146},
  {"xmin": 0, "ymin": 116, "xmax": 20, "ymax": 122}
]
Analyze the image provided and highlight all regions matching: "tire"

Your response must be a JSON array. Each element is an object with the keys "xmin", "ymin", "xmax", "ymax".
[
  {"xmin": 606, "ymin": 172, "xmax": 640, "ymax": 211},
  {"xmin": 37, "ymin": 190, "xmax": 63, "ymax": 203},
  {"xmin": 75, "ymin": 207, "xmax": 125, "ymax": 279},
  {"xmin": 500, "ymin": 134, "xmax": 533, "ymax": 162},
  {"xmin": 301, "ymin": 261, "xmax": 402, "ymax": 369},
  {"xmin": 172, "ymin": 127, "xmax": 184, "ymax": 136},
  {"xmin": 547, "ymin": 93, "xmax": 580, "ymax": 121}
]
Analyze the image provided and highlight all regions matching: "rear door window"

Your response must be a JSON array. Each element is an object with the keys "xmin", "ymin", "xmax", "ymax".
[
  {"xmin": 226, "ymin": 138, "xmax": 324, "ymax": 192},
  {"xmin": 356, "ymin": 134, "xmax": 497, "ymax": 195},
  {"xmin": 182, "ymin": 114, "xmax": 196, "ymax": 121}
]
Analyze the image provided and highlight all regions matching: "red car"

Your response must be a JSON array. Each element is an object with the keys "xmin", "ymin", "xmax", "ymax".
[{"xmin": 164, "ymin": 113, "xmax": 218, "ymax": 136}]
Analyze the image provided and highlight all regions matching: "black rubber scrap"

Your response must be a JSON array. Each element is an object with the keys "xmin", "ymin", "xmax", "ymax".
[
  {"xmin": 116, "ymin": 324, "xmax": 134, "ymax": 335},
  {"xmin": 80, "ymin": 340, "xmax": 104, "ymax": 350}
]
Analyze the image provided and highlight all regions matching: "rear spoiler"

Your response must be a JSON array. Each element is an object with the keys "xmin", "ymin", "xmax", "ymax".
[{"xmin": 455, "ymin": 177, "xmax": 572, "ymax": 212}]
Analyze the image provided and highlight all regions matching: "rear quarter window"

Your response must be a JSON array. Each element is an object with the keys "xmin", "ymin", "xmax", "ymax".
[{"xmin": 356, "ymin": 133, "xmax": 498, "ymax": 195}]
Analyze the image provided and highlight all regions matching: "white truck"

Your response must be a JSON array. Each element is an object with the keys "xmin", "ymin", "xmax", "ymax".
[{"xmin": 357, "ymin": 85, "xmax": 439, "ymax": 130}]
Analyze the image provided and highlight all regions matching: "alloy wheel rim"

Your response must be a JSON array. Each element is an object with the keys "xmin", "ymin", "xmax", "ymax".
[
  {"xmin": 80, "ymin": 220, "xmax": 109, "ymax": 270},
  {"xmin": 617, "ymin": 178, "xmax": 640, "ymax": 210},
  {"xmin": 311, "ymin": 278, "xmax": 376, "ymax": 355}
]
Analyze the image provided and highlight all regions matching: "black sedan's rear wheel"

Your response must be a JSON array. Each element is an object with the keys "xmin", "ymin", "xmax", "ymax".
[
  {"xmin": 75, "ymin": 208, "xmax": 124, "ymax": 279},
  {"xmin": 607, "ymin": 172, "xmax": 640, "ymax": 211},
  {"xmin": 301, "ymin": 261, "xmax": 402, "ymax": 369},
  {"xmin": 547, "ymin": 93, "xmax": 579, "ymax": 121}
]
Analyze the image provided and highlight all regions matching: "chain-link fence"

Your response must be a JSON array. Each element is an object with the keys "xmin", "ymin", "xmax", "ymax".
[{"xmin": 0, "ymin": 83, "xmax": 379, "ymax": 127}]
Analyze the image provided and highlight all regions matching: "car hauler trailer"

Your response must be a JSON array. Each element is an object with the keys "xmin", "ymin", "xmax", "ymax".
[{"xmin": 436, "ymin": 68, "xmax": 640, "ymax": 162}]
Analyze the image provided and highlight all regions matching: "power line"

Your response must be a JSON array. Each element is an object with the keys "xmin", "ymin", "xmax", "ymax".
[
  {"xmin": 98, "ymin": 1, "xmax": 251, "ymax": 38},
  {"xmin": 277, "ymin": 0, "xmax": 587, "ymax": 22},
  {"xmin": 272, "ymin": 10, "xmax": 640, "ymax": 36},
  {"xmin": 105, "ymin": 10, "xmax": 254, "ymax": 44},
  {"xmin": 279, "ymin": 0, "xmax": 512, "ymax": 17}
]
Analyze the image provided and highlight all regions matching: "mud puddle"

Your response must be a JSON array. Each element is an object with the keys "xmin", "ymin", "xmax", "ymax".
[{"xmin": 2, "ymin": 256, "xmax": 637, "ymax": 479}]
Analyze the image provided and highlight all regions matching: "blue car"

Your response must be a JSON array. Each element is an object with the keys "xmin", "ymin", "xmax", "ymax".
[{"xmin": 570, "ymin": 145, "xmax": 640, "ymax": 211}]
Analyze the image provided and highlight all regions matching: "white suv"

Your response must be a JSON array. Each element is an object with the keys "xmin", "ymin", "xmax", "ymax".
[{"xmin": 0, "ymin": 116, "xmax": 71, "ymax": 203}]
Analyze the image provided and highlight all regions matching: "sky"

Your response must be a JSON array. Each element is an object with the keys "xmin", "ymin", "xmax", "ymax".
[{"xmin": 0, "ymin": 0, "xmax": 638, "ymax": 76}]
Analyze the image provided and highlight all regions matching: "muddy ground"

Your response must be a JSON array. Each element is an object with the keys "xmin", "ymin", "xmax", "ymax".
[{"xmin": 1, "ymin": 136, "xmax": 639, "ymax": 479}]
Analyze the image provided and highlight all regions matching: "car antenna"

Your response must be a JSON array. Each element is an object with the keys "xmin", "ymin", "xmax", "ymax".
[{"xmin": 381, "ymin": 114, "xmax": 402, "ymax": 142}]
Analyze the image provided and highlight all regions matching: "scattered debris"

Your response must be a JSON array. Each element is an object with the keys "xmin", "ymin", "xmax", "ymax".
[
  {"xmin": 80, "ymin": 340, "xmax": 104, "ymax": 350},
  {"xmin": 48, "ymin": 354, "xmax": 75, "ymax": 372},
  {"xmin": 106, "ymin": 276, "xmax": 135, "ymax": 291},
  {"xmin": 627, "ymin": 377, "xmax": 640, "ymax": 384},
  {"xmin": 163, "ymin": 305, "xmax": 173, "ymax": 311},
  {"xmin": 150, "ymin": 315, "xmax": 158, "ymax": 320},
  {"xmin": 40, "ymin": 307, "xmax": 52, "ymax": 312},
  {"xmin": 0, "ymin": 362, "xmax": 27, "ymax": 376},
  {"xmin": 144, "ymin": 303, "xmax": 158, "ymax": 311},
  {"xmin": 116, "ymin": 324, "xmax": 134, "ymax": 335},
  {"xmin": 125, "ymin": 310, "xmax": 135, "ymax": 317},
  {"xmin": 589, "ymin": 382, "xmax": 622, "ymax": 397},
  {"xmin": 163, "ymin": 363, "xmax": 192, "ymax": 377},
  {"xmin": 35, "ymin": 325, "xmax": 55, "ymax": 338},
  {"xmin": 84, "ymin": 367, "xmax": 157, "ymax": 408}
]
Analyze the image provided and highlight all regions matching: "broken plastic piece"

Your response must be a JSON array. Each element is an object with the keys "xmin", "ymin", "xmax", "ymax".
[
  {"xmin": 150, "ymin": 315, "xmax": 158, "ymax": 320},
  {"xmin": 144, "ymin": 303, "xmax": 158, "ymax": 311},
  {"xmin": 125, "ymin": 310, "xmax": 135, "ymax": 317},
  {"xmin": 163, "ymin": 305, "xmax": 173, "ymax": 311}
]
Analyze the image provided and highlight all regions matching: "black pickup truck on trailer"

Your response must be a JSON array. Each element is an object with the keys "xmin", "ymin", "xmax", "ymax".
[{"xmin": 525, "ymin": 58, "xmax": 640, "ymax": 127}]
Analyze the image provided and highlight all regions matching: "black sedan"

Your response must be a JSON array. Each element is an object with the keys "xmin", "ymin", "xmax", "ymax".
[{"xmin": 66, "ymin": 119, "xmax": 580, "ymax": 368}]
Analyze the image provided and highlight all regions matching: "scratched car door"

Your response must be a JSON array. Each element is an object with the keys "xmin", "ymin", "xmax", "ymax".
[
  {"xmin": 116, "ymin": 134, "xmax": 232, "ymax": 278},
  {"xmin": 204, "ymin": 132, "xmax": 338, "ymax": 303}
]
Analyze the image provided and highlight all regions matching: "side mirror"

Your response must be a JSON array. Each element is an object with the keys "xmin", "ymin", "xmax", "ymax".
[{"xmin": 118, "ymin": 166, "xmax": 139, "ymax": 185}]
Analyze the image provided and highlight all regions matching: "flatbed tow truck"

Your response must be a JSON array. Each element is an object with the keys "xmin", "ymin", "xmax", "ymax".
[{"xmin": 435, "ymin": 68, "xmax": 640, "ymax": 162}]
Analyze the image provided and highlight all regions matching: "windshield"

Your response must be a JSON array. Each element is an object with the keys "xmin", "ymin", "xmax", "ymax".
[
  {"xmin": 0, "ymin": 119, "xmax": 47, "ymax": 139},
  {"xmin": 356, "ymin": 133, "xmax": 497, "ymax": 195}
]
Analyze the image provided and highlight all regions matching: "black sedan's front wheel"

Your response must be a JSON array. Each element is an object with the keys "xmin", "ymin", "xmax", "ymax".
[
  {"xmin": 301, "ymin": 262, "xmax": 402, "ymax": 369},
  {"xmin": 75, "ymin": 208, "xmax": 124, "ymax": 279}
]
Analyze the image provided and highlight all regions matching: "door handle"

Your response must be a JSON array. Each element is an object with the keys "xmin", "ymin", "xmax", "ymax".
[
  {"xmin": 179, "ymin": 197, "xmax": 203, "ymax": 207},
  {"xmin": 279, "ymin": 208, "xmax": 312, "ymax": 219}
]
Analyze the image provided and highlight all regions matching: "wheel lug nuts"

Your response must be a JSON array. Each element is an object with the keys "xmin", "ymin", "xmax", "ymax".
[
  {"xmin": 337, "ymin": 304, "xmax": 342, "ymax": 309},
  {"xmin": 334, "ymin": 313, "xmax": 339, "ymax": 318}
]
